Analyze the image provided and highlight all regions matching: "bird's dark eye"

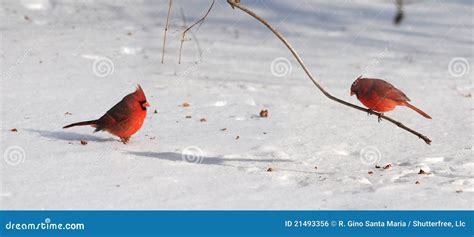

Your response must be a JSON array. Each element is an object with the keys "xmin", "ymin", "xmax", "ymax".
[{"xmin": 139, "ymin": 100, "xmax": 147, "ymax": 111}]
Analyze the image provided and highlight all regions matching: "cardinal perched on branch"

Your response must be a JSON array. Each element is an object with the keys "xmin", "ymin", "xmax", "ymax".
[
  {"xmin": 226, "ymin": 0, "xmax": 431, "ymax": 144},
  {"xmin": 63, "ymin": 85, "xmax": 150, "ymax": 144},
  {"xmin": 350, "ymin": 76, "xmax": 431, "ymax": 121}
]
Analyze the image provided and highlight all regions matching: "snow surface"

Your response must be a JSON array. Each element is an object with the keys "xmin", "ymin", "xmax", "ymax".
[{"xmin": 1, "ymin": 0, "xmax": 473, "ymax": 210}]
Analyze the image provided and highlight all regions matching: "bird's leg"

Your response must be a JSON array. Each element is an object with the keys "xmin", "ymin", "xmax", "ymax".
[
  {"xmin": 120, "ymin": 137, "xmax": 130, "ymax": 144},
  {"xmin": 367, "ymin": 109, "xmax": 383, "ymax": 122},
  {"xmin": 377, "ymin": 113, "xmax": 383, "ymax": 123}
]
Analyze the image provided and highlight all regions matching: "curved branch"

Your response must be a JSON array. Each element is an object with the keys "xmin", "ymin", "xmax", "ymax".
[
  {"xmin": 178, "ymin": 0, "xmax": 215, "ymax": 64},
  {"xmin": 226, "ymin": 0, "xmax": 431, "ymax": 145},
  {"xmin": 180, "ymin": 6, "xmax": 203, "ymax": 59}
]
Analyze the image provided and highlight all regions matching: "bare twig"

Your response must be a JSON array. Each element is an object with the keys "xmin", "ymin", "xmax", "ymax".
[
  {"xmin": 226, "ymin": 0, "xmax": 431, "ymax": 145},
  {"xmin": 178, "ymin": 0, "xmax": 215, "ymax": 64},
  {"xmin": 180, "ymin": 6, "xmax": 203, "ymax": 60},
  {"xmin": 161, "ymin": 0, "xmax": 172, "ymax": 64},
  {"xmin": 394, "ymin": 0, "xmax": 404, "ymax": 25}
]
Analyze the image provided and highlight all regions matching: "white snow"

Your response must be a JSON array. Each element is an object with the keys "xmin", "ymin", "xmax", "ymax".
[
  {"xmin": 1, "ymin": 0, "xmax": 473, "ymax": 210},
  {"xmin": 20, "ymin": 0, "xmax": 52, "ymax": 11}
]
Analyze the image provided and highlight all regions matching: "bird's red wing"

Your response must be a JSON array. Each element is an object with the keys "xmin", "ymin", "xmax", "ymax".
[
  {"xmin": 105, "ymin": 100, "xmax": 134, "ymax": 123},
  {"xmin": 372, "ymin": 79, "xmax": 411, "ymax": 102},
  {"xmin": 94, "ymin": 113, "xmax": 116, "ymax": 132},
  {"xmin": 95, "ymin": 98, "xmax": 134, "ymax": 130}
]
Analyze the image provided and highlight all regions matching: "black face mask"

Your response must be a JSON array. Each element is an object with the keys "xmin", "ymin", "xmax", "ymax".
[{"xmin": 139, "ymin": 101, "xmax": 148, "ymax": 111}]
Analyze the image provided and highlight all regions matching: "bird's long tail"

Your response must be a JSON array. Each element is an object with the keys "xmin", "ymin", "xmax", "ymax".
[
  {"xmin": 404, "ymin": 102, "xmax": 432, "ymax": 119},
  {"xmin": 63, "ymin": 120, "xmax": 97, "ymax": 129}
]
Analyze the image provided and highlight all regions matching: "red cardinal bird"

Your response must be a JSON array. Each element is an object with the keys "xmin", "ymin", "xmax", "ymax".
[
  {"xmin": 63, "ymin": 85, "xmax": 150, "ymax": 143},
  {"xmin": 350, "ymin": 76, "xmax": 431, "ymax": 120}
]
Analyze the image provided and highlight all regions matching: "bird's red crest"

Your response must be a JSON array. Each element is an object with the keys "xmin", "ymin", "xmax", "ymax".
[
  {"xmin": 350, "ymin": 75, "xmax": 363, "ymax": 96},
  {"xmin": 353, "ymin": 75, "xmax": 363, "ymax": 86},
  {"xmin": 133, "ymin": 84, "xmax": 147, "ymax": 101}
]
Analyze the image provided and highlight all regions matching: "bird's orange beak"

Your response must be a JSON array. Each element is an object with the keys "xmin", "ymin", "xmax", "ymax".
[{"xmin": 144, "ymin": 101, "xmax": 150, "ymax": 107}]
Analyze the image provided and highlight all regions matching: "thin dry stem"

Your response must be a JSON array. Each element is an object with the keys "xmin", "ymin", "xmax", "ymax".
[
  {"xmin": 226, "ymin": 0, "xmax": 431, "ymax": 145},
  {"xmin": 178, "ymin": 0, "xmax": 215, "ymax": 64},
  {"xmin": 161, "ymin": 0, "xmax": 172, "ymax": 64}
]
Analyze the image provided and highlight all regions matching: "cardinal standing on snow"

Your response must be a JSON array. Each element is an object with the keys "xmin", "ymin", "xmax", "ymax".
[
  {"xmin": 63, "ymin": 85, "xmax": 150, "ymax": 144},
  {"xmin": 350, "ymin": 76, "xmax": 431, "ymax": 120}
]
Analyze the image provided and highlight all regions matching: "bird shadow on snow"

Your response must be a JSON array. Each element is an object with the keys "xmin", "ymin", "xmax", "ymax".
[
  {"xmin": 128, "ymin": 151, "xmax": 292, "ymax": 167},
  {"xmin": 27, "ymin": 129, "xmax": 115, "ymax": 142}
]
